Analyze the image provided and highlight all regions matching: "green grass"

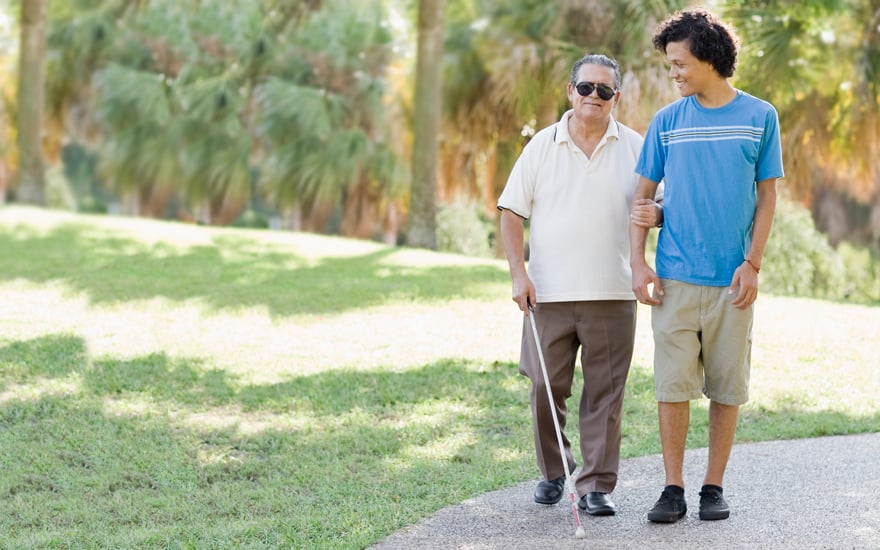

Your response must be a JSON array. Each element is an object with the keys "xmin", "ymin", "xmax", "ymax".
[{"xmin": 0, "ymin": 205, "xmax": 878, "ymax": 548}]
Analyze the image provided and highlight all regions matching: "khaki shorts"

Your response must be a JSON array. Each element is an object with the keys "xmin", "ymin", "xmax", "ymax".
[{"xmin": 651, "ymin": 279, "xmax": 753, "ymax": 405}]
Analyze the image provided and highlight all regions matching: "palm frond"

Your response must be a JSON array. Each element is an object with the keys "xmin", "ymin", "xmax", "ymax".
[
  {"xmin": 93, "ymin": 63, "xmax": 172, "ymax": 128},
  {"xmin": 255, "ymin": 78, "xmax": 344, "ymax": 142}
]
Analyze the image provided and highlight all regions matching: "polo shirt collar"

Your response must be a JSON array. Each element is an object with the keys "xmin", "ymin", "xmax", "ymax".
[{"xmin": 554, "ymin": 109, "xmax": 620, "ymax": 146}]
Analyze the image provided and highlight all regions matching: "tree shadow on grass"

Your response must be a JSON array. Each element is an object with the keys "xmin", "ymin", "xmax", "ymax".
[
  {"xmin": 83, "ymin": 353, "xmax": 239, "ymax": 407},
  {"xmin": 0, "ymin": 334, "xmax": 89, "ymax": 386},
  {"xmin": 0, "ymin": 346, "xmax": 536, "ymax": 547},
  {"xmin": 0, "ymin": 337, "xmax": 878, "ymax": 547},
  {"xmin": 0, "ymin": 221, "xmax": 509, "ymax": 317},
  {"xmin": 0, "ymin": 334, "xmax": 237, "ymax": 407}
]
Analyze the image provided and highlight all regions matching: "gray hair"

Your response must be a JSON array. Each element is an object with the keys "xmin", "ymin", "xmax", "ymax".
[{"xmin": 570, "ymin": 54, "xmax": 622, "ymax": 89}]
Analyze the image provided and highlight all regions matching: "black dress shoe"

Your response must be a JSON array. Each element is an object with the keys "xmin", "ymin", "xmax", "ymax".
[
  {"xmin": 578, "ymin": 492, "xmax": 617, "ymax": 516},
  {"xmin": 534, "ymin": 475, "xmax": 566, "ymax": 504}
]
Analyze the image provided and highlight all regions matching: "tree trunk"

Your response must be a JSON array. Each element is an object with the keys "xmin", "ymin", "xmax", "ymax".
[
  {"xmin": 16, "ymin": 0, "xmax": 48, "ymax": 205},
  {"xmin": 406, "ymin": 0, "xmax": 446, "ymax": 249},
  {"xmin": 482, "ymin": 145, "xmax": 498, "ymax": 217},
  {"xmin": 283, "ymin": 204, "xmax": 303, "ymax": 231},
  {"xmin": 0, "ymin": 162, "xmax": 7, "ymax": 204},
  {"xmin": 211, "ymin": 194, "xmax": 247, "ymax": 226},
  {"xmin": 871, "ymin": 200, "xmax": 880, "ymax": 249},
  {"xmin": 302, "ymin": 200, "xmax": 336, "ymax": 233},
  {"xmin": 381, "ymin": 201, "xmax": 400, "ymax": 245},
  {"xmin": 340, "ymin": 180, "xmax": 379, "ymax": 239}
]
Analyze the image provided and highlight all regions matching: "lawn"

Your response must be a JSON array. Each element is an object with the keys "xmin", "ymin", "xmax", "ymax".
[{"xmin": 0, "ymin": 206, "xmax": 877, "ymax": 548}]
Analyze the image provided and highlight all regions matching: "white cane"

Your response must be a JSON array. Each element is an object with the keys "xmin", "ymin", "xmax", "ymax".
[{"xmin": 528, "ymin": 303, "xmax": 586, "ymax": 539}]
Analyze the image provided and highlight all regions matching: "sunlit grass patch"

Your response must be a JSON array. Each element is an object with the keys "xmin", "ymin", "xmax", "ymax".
[{"xmin": 0, "ymin": 206, "xmax": 877, "ymax": 548}]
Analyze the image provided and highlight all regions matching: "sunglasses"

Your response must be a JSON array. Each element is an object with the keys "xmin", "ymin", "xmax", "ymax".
[{"xmin": 574, "ymin": 81, "xmax": 617, "ymax": 101}]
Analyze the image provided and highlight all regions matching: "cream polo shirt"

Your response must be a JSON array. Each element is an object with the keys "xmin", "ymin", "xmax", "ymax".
[{"xmin": 498, "ymin": 110, "xmax": 647, "ymax": 303}]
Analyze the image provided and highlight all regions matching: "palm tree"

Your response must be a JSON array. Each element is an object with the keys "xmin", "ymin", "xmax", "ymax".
[
  {"xmin": 407, "ymin": 0, "xmax": 446, "ymax": 249},
  {"xmin": 724, "ymin": 0, "xmax": 880, "ymax": 244},
  {"xmin": 0, "ymin": 13, "xmax": 15, "ymax": 204},
  {"xmin": 92, "ymin": 63, "xmax": 180, "ymax": 217},
  {"xmin": 45, "ymin": 0, "xmax": 313, "ymax": 223},
  {"xmin": 16, "ymin": 0, "xmax": 47, "ymax": 205},
  {"xmin": 433, "ymin": 0, "xmax": 572, "ymax": 235},
  {"xmin": 436, "ymin": 0, "xmax": 685, "ymax": 253},
  {"xmin": 256, "ymin": 0, "xmax": 402, "ymax": 238}
]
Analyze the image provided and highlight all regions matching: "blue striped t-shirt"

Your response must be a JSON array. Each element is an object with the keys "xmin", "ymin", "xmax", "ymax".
[{"xmin": 636, "ymin": 90, "xmax": 784, "ymax": 286}]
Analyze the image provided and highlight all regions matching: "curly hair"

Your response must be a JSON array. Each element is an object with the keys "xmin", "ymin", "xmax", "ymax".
[{"xmin": 652, "ymin": 9, "xmax": 739, "ymax": 78}]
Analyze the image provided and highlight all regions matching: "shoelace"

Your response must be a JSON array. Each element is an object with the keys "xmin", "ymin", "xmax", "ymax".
[{"xmin": 659, "ymin": 489, "xmax": 682, "ymax": 504}]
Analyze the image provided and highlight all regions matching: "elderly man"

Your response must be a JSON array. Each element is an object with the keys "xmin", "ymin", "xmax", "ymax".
[{"xmin": 498, "ymin": 53, "xmax": 659, "ymax": 515}]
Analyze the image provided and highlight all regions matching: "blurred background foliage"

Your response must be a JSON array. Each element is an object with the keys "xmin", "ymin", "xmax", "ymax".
[{"xmin": 1, "ymin": 0, "xmax": 878, "ymax": 302}]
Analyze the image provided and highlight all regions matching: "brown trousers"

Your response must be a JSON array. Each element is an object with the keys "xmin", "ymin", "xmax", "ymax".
[{"xmin": 520, "ymin": 300, "xmax": 636, "ymax": 494}]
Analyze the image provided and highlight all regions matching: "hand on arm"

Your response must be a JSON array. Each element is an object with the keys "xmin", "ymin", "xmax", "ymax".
[
  {"xmin": 630, "ymin": 177, "xmax": 664, "ymax": 306},
  {"xmin": 630, "ymin": 199, "xmax": 663, "ymax": 228},
  {"xmin": 730, "ymin": 178, "xmax": 777, "ymax": 309},
  {"xmin": 500, "ymin": 208, "xmax": 537, "ymax": 315}
]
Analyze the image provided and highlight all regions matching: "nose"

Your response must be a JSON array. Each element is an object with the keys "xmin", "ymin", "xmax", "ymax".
[{"xmin": 668, "ymin": 65, "xmax": 677, "ymax": 79}]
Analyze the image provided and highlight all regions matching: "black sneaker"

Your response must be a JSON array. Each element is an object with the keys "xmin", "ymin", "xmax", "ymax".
[
  {"xmin": 647, "ymin": 485, "xmax": 687, "ymax": 523},
  {"xmin": 699, "ymin": 485, "xmax": 730, "ymax": 520}
]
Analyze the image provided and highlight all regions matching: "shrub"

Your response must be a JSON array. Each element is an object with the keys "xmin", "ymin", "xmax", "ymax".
[
  {"xmin": 45, "ymin": 166, "xmax": 78, "ymax": 211},
  {"xmin": 836, "ymin": 242, "xmax": 880, "ymax": 303},
  {"xmin": 436, "ymin": 200, "xmax": 494, "ymax": 257},
  {"xmin": 763, "ymin": 197, "xmax": 847, "ymax": 300},
  {"xmin": 231, "ymin": 208, "xmax": 269, "ymax": 229}
]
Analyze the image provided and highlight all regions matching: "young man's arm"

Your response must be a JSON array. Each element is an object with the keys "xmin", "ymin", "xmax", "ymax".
[
  {"xmin": 730, "ymin": 178, "xmax": 777, "ymax": 309},
  {"xmin": 630, "ymin": 176, "xmax": 663, "ymax": 305}
]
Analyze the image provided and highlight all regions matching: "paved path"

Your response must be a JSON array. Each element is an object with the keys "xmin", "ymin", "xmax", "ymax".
[{"xmin": 371, "ymin": 432, "xmax": 880, "ymax": 549}]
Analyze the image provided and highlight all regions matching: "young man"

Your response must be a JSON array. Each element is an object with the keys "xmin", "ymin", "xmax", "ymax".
[
  {"xmin": 499, "ymin": 54, "xmax": 658, "ymax": 516},
  {"xmin": 629, "ymin": 9, "xmax": 784, "ymax": 523}
]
